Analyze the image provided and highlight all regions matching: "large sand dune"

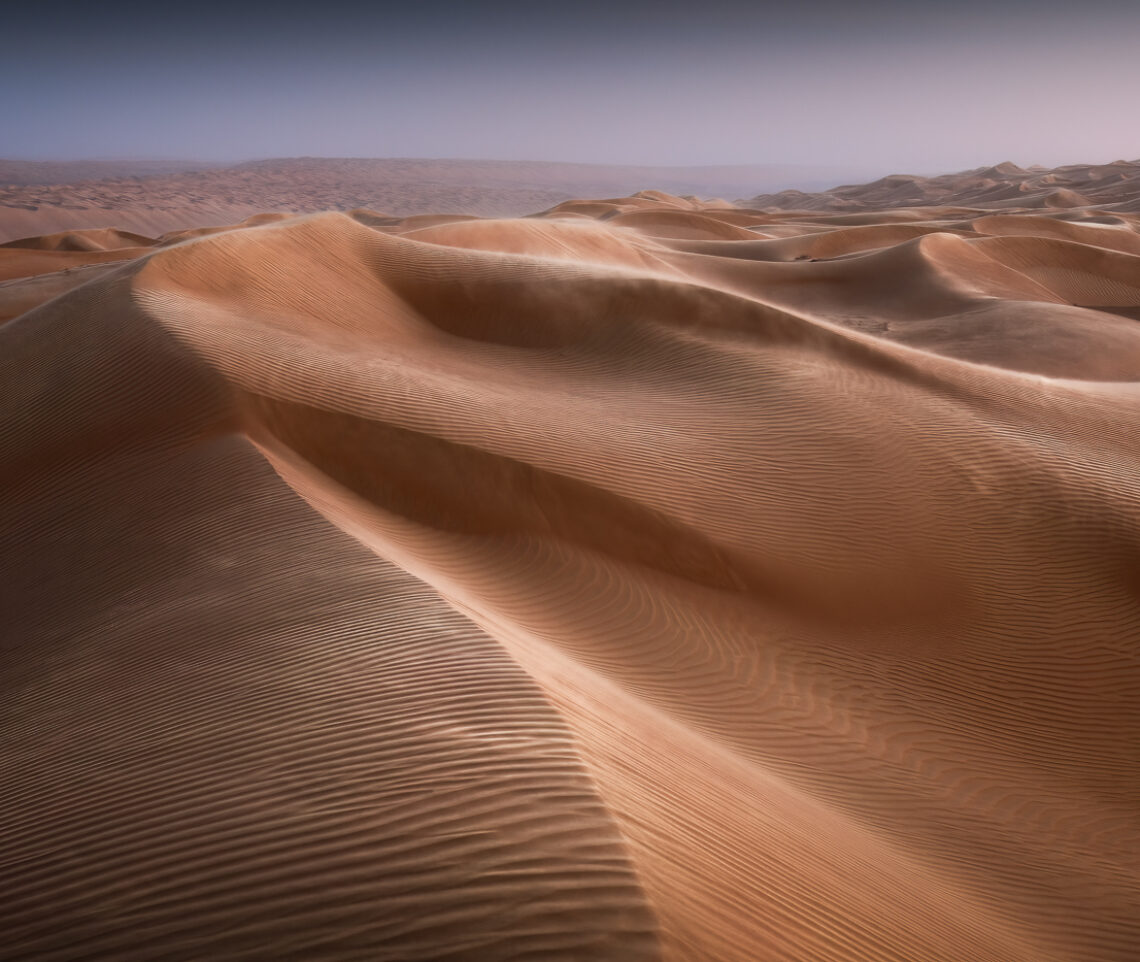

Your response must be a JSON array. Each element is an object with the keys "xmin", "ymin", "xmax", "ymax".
[{"xmin": 2, "ymin": 184, "xmax": 1139, "ymax": 960}]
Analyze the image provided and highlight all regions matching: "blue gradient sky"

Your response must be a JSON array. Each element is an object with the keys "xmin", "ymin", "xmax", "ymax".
[{"xmin": 3, "ymin": 0, "xmax": 1138, "ymax": 171}]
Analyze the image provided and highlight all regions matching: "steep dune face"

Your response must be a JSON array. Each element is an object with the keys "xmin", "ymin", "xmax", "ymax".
[{"xmin": 2, "ymin": 195, "xmax": 1139, "ymax": 961}]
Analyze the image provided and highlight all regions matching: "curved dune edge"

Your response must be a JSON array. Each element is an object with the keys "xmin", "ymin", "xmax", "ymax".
[{"xmin": 3, "ymin": 196, "xmax": 1140, "ymax": 961}]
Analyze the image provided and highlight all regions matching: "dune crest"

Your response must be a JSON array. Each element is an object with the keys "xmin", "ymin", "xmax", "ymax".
[{"xmin": 3, "ymin": 188, "xmax": 1139, "ymax": 961}]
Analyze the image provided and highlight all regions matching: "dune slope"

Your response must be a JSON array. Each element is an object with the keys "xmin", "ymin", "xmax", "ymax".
[{"xmin": 2, "ymin": 194, "xmax": 1139, "ymax": 961}]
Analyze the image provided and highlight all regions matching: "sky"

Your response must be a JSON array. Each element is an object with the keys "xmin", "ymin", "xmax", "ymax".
[{"xmin": 2, "ymin": 0, "xmax": 1138, "ymax": 174}]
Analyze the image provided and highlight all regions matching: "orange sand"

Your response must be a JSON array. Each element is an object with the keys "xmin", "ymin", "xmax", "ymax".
[{"xmin": 2, "ymin": 176, "xmax": 1139, "ymax": 960}]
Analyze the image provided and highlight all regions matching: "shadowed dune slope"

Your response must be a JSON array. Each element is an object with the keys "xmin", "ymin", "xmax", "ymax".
[{"xmin": 2, "ymin": 195, "xmax": 1139, "ymax": 961}]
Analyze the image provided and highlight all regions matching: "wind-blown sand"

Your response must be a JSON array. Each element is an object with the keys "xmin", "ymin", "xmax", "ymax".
[{"xmin": 2, "ymin": 181, "xmax": 1139, "ymax": 960}]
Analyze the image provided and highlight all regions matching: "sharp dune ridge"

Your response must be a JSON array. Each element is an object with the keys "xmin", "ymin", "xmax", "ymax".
[{"xmin": 2, "ymin": 182, "xmax": 1140, "ymax": 961}]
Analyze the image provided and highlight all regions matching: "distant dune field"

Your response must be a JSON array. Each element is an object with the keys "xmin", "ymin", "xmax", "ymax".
[
  {"xmin": 746, "ymin": 158, "xmax": 1140, "ymax": 212},
  {"xmin": 0, "ymin": 157, "xmax": 872, "ymax": 243},
  {"xmin": 2, "ymin": 174, "xmax": 1139, "ymax": 961}
]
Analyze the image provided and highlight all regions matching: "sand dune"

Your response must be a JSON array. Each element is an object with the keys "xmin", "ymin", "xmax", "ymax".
[
  {"xmin": 746, "ymin": 158, "xmax": 1140, "ymax": 212},
  {"xmin": 2, "ymin": 185, "xmax": 1139, "ymax": 961}
]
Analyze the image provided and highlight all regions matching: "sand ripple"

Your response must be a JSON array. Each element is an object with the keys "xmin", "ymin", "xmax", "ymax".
[{"xmin": 3, "ymin": 191, "xmax": 1139, "ymax": 960}]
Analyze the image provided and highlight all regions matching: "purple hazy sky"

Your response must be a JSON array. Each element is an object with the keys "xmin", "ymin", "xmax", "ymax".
[{"xmin": 2, "ymin": 0, "xmax": 1138, "ymax": 173}]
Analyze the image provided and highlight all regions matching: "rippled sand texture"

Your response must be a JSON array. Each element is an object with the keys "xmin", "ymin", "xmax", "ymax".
[{"xmin": 3, "ymin": 190, "xmax": 1140, "ymax": 961}]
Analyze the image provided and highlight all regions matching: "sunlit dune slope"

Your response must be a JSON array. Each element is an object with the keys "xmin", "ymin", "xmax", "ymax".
[{"xmin": 3, "ymin": 192, "xmax": 1139, "ymax": 961}]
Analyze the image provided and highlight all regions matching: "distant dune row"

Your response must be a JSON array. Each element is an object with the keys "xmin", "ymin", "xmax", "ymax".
[
  {"xmin": 747, "ymin": 158, "xmax": 1140, "ymax": 212},
  {"xmin": 2, "ymin": 157, "xmax": 1137, "ymax": 245},
  {"xmin": 2, "ymin": 181, "xmax": 1139, "ymax": 960},
  {"xmin": 0, "ymin": 157, "xmax": 867, "ymax": 243}
]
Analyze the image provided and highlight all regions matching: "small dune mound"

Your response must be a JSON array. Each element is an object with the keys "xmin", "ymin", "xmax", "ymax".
[
  {"xmin": 631, "ymin": 189, "xmax": 698, "ymax": 208},
  {"xmin": 1027, "ymin": 188, "xmax": 1094, "ymax": 208},
  {"xmin": 385, "ymin": 213, "xmax": 483, "ymax": 231},
  {"xmin": 347, "ymin": 207, "xmax": 400, "ymax": 227},
  {"xmin": 0, "ymin": 227, "xmax": 158, "ymax": 252},
  {"xmin": 238, "ymin": 212, "xmax": 296, "ymax": 227},
  {"xmin": 980, "ymin": 161, "xmax": 1026, "ymax": 177}
]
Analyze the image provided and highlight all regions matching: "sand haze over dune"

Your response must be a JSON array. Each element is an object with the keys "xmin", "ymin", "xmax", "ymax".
[{"xmin": 2, "ymin": 171, "xmax": 1140, "ymax": 959}]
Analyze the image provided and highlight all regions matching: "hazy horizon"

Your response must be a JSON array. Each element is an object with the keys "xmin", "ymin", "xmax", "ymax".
[
  {"xmin": 3, "ymin": 0, "xmax": 1138, "ymax": 172},
  {"xmin": 4, "ymin": 153, "xmax": 1129, "ymax": 177}
]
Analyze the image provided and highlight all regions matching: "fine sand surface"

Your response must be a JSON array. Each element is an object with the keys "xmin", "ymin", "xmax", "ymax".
[{"xmin": 2, "ymin": 183, "xmax": 1139, "ymax": 961}]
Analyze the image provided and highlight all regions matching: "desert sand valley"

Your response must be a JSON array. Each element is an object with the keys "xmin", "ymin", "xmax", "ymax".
[{"xmin": 3, "ymin": 158, "xmax": 1140, "ymax": 961}]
